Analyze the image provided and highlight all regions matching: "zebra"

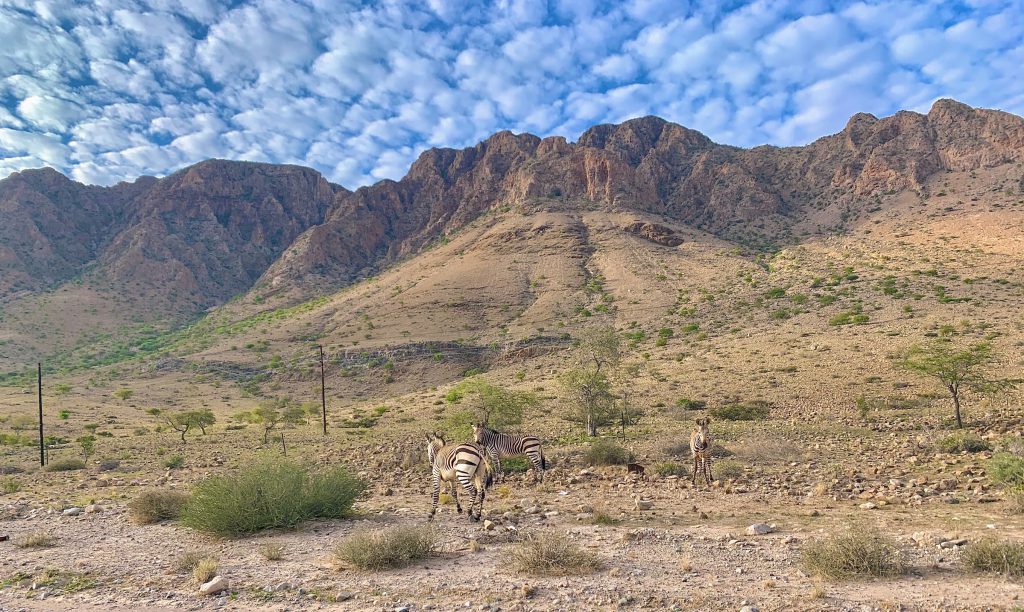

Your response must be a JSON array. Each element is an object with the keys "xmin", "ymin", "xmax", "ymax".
[
  {"xmin": 472, "ymin": 423, "xmax": 546, "ymax": 483},
  {"xmin": 426, "ymin": 432, "xmax": 494, "ymax": 522},
  {"xmin": 690, "ymin": 417, "xmax": 714, "ymax": 487}
]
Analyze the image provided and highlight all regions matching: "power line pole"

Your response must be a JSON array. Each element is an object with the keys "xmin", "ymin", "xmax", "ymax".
[
  {"xmin": 37, "ymin": 363, "xmax": 44, "ymax": 467},
  {"xmin": 319, "ymin": 345, "xmax": 327, "ymax": 435}
]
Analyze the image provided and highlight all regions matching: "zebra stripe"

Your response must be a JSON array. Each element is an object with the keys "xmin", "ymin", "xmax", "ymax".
[
  {"xmin": 690, "ymin": 417, "xmax": 714, "ymax": 487},
  {"xmin": 472, "ymin": 423, "xmax": 546, "ymax": 482},
  {"xmin": 426, "ymin": 433, "xmax": 493, "ymax": 521}
]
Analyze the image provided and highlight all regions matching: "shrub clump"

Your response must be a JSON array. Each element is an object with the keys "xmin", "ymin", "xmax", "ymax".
[
  {"xmin": 988, "ymin": 453, "xmax": 1024, "ymax": 486},
  {"xmin": 654, "ymin": 462, "xmax": 688, "ymax": 478},
  {"xmin": 802, "ymin": 529, "xmax": 906, "ymax": 580},
  {"xmin": 334, "ymin": 525, "xmax": 435, "ymax": 570},
  {"xmin": 936, "ymin": 433, "xmax": 991, "ymax": 454},
  {"xmin": 583, "ymin": 440, "xmax": 633, "ymax": 466},
  {"xmin": 15, "ymin": 531, "xmax": 57, "ymax": 548},
  {"xmin": 962, "ymin": 538, "xmax": 1024, "ymax": 576},
  {"xmin": 45, "ymin": 458, "xmax": 85, "ymax": 472},
  {"xmin": 710, "ymin": 402, "xmax": 771, "ymax": 421},
  {"xmin": 675, "ymin": 398, "xmax": 706, "ymax": 411},
  {"xmin": 128, "ymin": 490, "xmax": 190, "ymax": 524},
  {"xmin": 507, "ymin": 532, "xmax": 602, "ymax": 575},
  {"xmin": 181, "ymin": 459, "xmax": 365, "ymax": 536}
]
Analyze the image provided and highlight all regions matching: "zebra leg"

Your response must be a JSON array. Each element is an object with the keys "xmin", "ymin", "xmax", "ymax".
[
  {"xmin": 457, "ymin": 472, "xmax": 480, "ymax": 521},
  {"xmin": 530, "ymin": 452, "xmax": 544, "ymax": 482},
  {"xmin": 450, "ymin": 481, "xmax": 463, "ymax": 514},
  {"xmin": 706, "ymin": 457, "xmax": 714, "ymax": 484},
  {"xmin": 490, "ymin": 448, "xmax": 502, "ymax": 484},
  {"xmin": 691, "ymin": 456, "xmax": 699, "ymax": 485},
  {"xmin": 475, "ymin": 483, "xmax": 486, "ymax": 520},
  {"xmin": 428, "ymin": 473, "xmax": 440, "ymax": 521}
]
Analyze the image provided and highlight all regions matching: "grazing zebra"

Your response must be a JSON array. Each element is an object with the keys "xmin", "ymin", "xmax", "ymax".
[
  {"xmin": 690, "ymin": 417, "xmax": 714, "ymax": 486},
  {"xmin": 426, "ymin": 433, "xmax": 494, "ymax": 522},
  {"xmin": 472, "ymin": 423, "xmax": 546, "ymax": 482}
]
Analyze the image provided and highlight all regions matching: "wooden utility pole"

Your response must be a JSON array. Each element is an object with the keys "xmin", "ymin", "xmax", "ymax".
[
  {"xmin": 37, "ymin": 363, "xmax": 44, "ymax": 467},
  {"xmin": 319, "ymin": 345, "xmax": 327, "ymax": 435}
]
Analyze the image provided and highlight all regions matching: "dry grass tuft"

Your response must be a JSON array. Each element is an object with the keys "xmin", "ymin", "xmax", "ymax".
[
  {"xmin": 506, "ymin": 532, "xmax": 602, "ymax": 575},
  {"xmin": 192, "ymin": 558, "xmax": 219, "ymax": 584},
  {"xmin": 44, "ymin": 458, "xmax": 85, "ymax": 472},
  {"xmin": 802, "ymin": 528, "xmax": 906, "ymax": 580},
  {"xmin": 128, "ymin": 490, "xmax": 189, "ymax": 524},
  {"xmin": 15, "ymin": 531, "xmax": 57, "ymax": 548},
  {"xmin": 260, "ymin": 542, "xmax": 285, "ymax": 561},
  {"xmin": 962, "ymin": 538, "xmax": 1024, "ymax": 576},
  {"xmin": 334, "ymin": 525, "xmax": 436, "ymax": 570},
  {"xmin": 174, "ymin": 550, "xmax": 217, "ymax": 574}
]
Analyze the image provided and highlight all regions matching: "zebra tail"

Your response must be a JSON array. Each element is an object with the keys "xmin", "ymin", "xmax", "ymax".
[{"xmin": 481, "ymin": 453, "xmax": 496, "ymax": 489}]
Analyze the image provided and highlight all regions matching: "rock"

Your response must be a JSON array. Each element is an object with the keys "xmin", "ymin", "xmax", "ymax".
[
  {"xmin": 740, "ymin": 606, "xmax": 760, "ymax": 612},
  {"xmin": 336, "ymin": 592, "xmax": 354, "ymax": 601},
  {"xmin": 85, "ymin": 504, "xmax": 102, "ymax": 514},
  {"xmin": 859, "ymin": 502, "xmax": 877, "ymax": 510},
  {"xmin": 524, "ymin": 506, "xmax": 540, "ymax": 515},
  {"xmin": 634, "ymin": 499, "xmax": 654, "ymax": 511},
  {"xmin": 745, "ymin": 523, "xmax": 773, "ymax": 536},
  {"xmin": 199, "ymin": 576, "xmax": 229, "ymax": 596},
  {"xmin": 63, "ymin": 507, "xmax": 82, "ymax": 516},
  {"xmin": 483, "ymin": 520, "xmax": 496, "ymax": 531},
  {"xmin": 543, "ymin": 510, "xmax": 559, "ymax": 518}
]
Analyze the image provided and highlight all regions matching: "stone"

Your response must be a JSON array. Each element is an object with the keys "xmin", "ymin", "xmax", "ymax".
[
  {"xmin": 63, "ymin": 507, "xmax": 82, "ymax": 516},
  {"xmin": 85, "ymin": 504, "xmax": 102, "ymax": 514},
  {"xmin": 524, "ymin": 506, "xmax": 540, "ymax": 515},
  {"xmin": 199, "ymin": 576, "xmax": 229, "ymax": 596},
  {"xmin": 483, "ymin": 520, "xmax": 496, "ymax": 531},
  {"xmin": 739, "ymin": 606, "xmax": 760, "ymax": 612},
  {"xmin": 634, "ymin": 499, "xmax": 654, "ymax": 511},
  {"xmin": 745, "ymin": 523, "xmax": 773, "ymax": 536},
  {"xmin": 859, "ymin": 502, "xmax": 877, "ymax": 510}
]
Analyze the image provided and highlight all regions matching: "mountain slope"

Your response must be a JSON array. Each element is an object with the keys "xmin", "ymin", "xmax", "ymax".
[{"xmin": 260, "ymin": 99, "xmax": 1024, "ymax": 299}]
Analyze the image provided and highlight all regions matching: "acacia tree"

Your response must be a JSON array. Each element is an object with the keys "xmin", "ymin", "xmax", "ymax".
[
  {"xmin": 560, "ymin": 325, "xmax": 622, "ymax": 436},
  {"xmin": 897, "ymin": 340, "xmax": 1016, "ymax": 428},
  {"xmin": 165, "ymin": 409, "xmax": 216, "ymax": 442},
  {"xmin": 443, "ymin": 379, "xmax": 539, "ymax": 437}
]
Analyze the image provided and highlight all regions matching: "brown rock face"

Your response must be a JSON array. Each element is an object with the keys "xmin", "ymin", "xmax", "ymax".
[
  {"xmin": 263, "ymin": 99, "xmax": 1024, "ymax": 296},
  {"xmin": 0, "ymin": 160, "xmax": 339, "ymax": 313}
]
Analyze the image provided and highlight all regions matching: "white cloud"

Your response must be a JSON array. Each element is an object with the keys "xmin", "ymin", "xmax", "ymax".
[{"xmin": 0, "ymin": 0, "xmax": 1022, "ymax": 188}]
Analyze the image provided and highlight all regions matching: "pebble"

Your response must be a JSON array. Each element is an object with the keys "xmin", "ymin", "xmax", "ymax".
[
  {"xmin": 63, "ymin": 507, "xmax": 83, "ymax": 516},
  {"xmin": 745, "ymin": 523, "xmax": 773, "ymax": 536},
  {"xmin": 859, "ymin": 502, "xmax": 877, "ymax": 510}
]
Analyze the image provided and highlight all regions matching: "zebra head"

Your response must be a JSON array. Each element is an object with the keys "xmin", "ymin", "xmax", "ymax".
[
  {"xmin": 426, "ymin": 432, "xmax": 445, "ymax": 463},
  {"xmin": 472, "ymin": 422, "xmax": 492, "ymax": 444}
]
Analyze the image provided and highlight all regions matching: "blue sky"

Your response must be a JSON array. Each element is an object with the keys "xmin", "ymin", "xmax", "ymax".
[{"xmin": 1, "ymin": 0, "xmax": 1022, "ymax": 188}]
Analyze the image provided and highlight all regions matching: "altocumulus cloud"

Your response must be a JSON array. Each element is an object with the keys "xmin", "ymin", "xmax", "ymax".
[{"xmin": 0, "ymin": 0, "xmax": 1022, "ymax": 187}]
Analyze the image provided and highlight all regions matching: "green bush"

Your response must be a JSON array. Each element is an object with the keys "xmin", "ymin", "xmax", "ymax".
[
  {"xmin": 710, "ymin": 402, "xmax": 771, "ymax": 421},
  {"xmin": 45, "ymin": 458, "xmax": 85, "ymax": 472},
  {"xmin": 583, "ymin": 440, "xmax": 633, "ymax": 466},
  {"xmin": 181, "ymin": 460, "xmax": 365, "ymax": 536},
  {"xmin": 501, "ymin": 457, "xmax": 531, "ymax": 473},
  {"xmin": 654, "ymin": 462, "xmax": 688, "ymax": 477},
  {"xmin": 803, "ymin": 528, "xmax": 906, "ymax": 579},
  {"xmin": 962, "ymin": 538, "xmax": 1024, "ymax": 576},
  {"xmin": 334, "ymin": 525, "xmax": 435, "ymax": 570},
  {"xmin": 1, "ymin": 477, "xmax": 21, "ymax": 494},
  {"xmin": 675, "ymin": 398, "xmax": 706, "ymax": 411},
  {"xmin": 988, "ymin": 453, "xmax": 1024, "ymax": 486},
  {"xmin": 164, "ymin": 455, "xmax": 185, "ymax": 469},
  {"xmin": 936, "ymin": 433, "xmax": 991, "ymax": 454},
  {"xmin": 129, "ymin": 490, "xmax": 190, "ymax": 524}
]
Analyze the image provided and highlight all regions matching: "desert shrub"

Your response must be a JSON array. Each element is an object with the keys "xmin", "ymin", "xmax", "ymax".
[
  {"xmin": 1, "ymin": 476, "xmax": 20, "ymax": 494},
  {"xmin": 1006, "ymin": 486, "xmax": 1024, "ymax": 514},
  {"xmin": 0, "ymin": 465, "xmax": 24, "ymax": 474},
  {"xmin": 714, "ymin": 460, "xmax": 744, "ymax": 480},
  {"xmin": 15, "ymin": 531, "xmax": 57, "ymax": 548},
  {"xmin": 963, "ymin": 538, "xmax": 1024, "ymax": 576},
  {"xmin": 654, "ymin": 462, "xmax": 688, "ymax": 477},
  {"xmin": 334, "ymin": 525, "xmax": 435, "ymax": 570},
  {"xmin": 936, "ymin": 433, "xmax": 991, "ymax": 454},
  {"xmin": 45, "ymin": 458, "xmax": 85, "ymax": 472},
  {"xmin": 507, "ymin": 532, "xmax": 602, "ymax": 575},
  {"xmin": 733, "ymin": 439, "xmax": 802, "ymax": 463},
  {"xmin": 192, "ymin": 558, "xmax": 218, "ymax": 584},
  {"xmin": 590, "ymin": 512, "xmax": 620, "ymax": 526},
  {"xmin": 674, "ymin": 398, "xmax": 706, "ymax": 411},
  {"xmin": 98, "ymin": 459, "xmax": 120, "ymax": 472},
  {"xmin": 128, "ymin": 490, "xmax": 190, "ymax": 524},
  {"xmin": 164, "ymin": 455, "xmax": 184, "ymax": 469},
  {"xmin": 501, "ymin": 457, "xmax": 531, "ymax": 473},
  {"xmin": 710, "ymin": 402, "xmax": 771, "ymax": 421},
  {"xmin": 260, "ymin": 542, "xmax": 285, "ymax": 561},
  {"xmin": 802, "ymin": 528, "xmax": 905, "ymax": 579},
  {"xmin": 583, "ymin": 440, "xmax": 633, "ymax": 466},
  {"xmin": 988, "ymin": 453, "xmax": 1024, "ymax": 486},
  {"xmin": 174, "ymin": 550, "xmax": 214, "ymax": 574},
  {"xmin": 181, "ymin": 460, "xmax": 365, "ymax": 536}
]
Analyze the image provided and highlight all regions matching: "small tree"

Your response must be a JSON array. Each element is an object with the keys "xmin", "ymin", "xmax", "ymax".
[
  {"xmin": 191, "ymin": 409, "xmax": 216, "ymax": 435},
  {"xmin": 560, "ymin": 368, "xmax": 616, "ymax": 436},
  {"xmin": 113, "ymin": 388, "xmax": 134, "ymax": 402},
  {"xmin": 253, "ymin": 399, "xmax": 288, "ymax": 444},
  {"xmin": 164, "ymin": 410, "xmax": 215, "ymax": 442},
  {"xmin": 444, "ymin": 379, "xmax": 538, "ymax": 436},
  {"xmin": 897, "ymin": 340, "xmax": 1016, "ymax": 428},
  {"xmin": 77, "ymin": 435, "xmax": 95, "ymax": 461}
]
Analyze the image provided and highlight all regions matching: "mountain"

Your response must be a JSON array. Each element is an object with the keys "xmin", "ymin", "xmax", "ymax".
[
  {"xmin": 1, "ymin": 99, "xmax": 1023, "ymax": 375},
  {"xmin": 260, "ymin": 99, "xmax": 1024, "ymax": 298}
]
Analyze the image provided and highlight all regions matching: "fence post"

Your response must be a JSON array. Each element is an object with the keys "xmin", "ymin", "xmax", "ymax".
[
  {"xmin": 37, "ymin": 363, "xmax": 44, "ymax": 467},
  {"xmin": 319, "ymin": 345, "xmax": 327, "ymax": 435}
]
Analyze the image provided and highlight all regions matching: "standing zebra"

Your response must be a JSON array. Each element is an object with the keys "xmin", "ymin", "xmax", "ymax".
[
  {"xmin": 472, "ymin": 423, "xmax": 546, "ymax": 483},
  {"xmin": 690, "ymin": 417, "xmax": 714, "ymax": 487},
  {"xmin": 426, "ymin": 433, "xmax": 494, "ymax": 522}
]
